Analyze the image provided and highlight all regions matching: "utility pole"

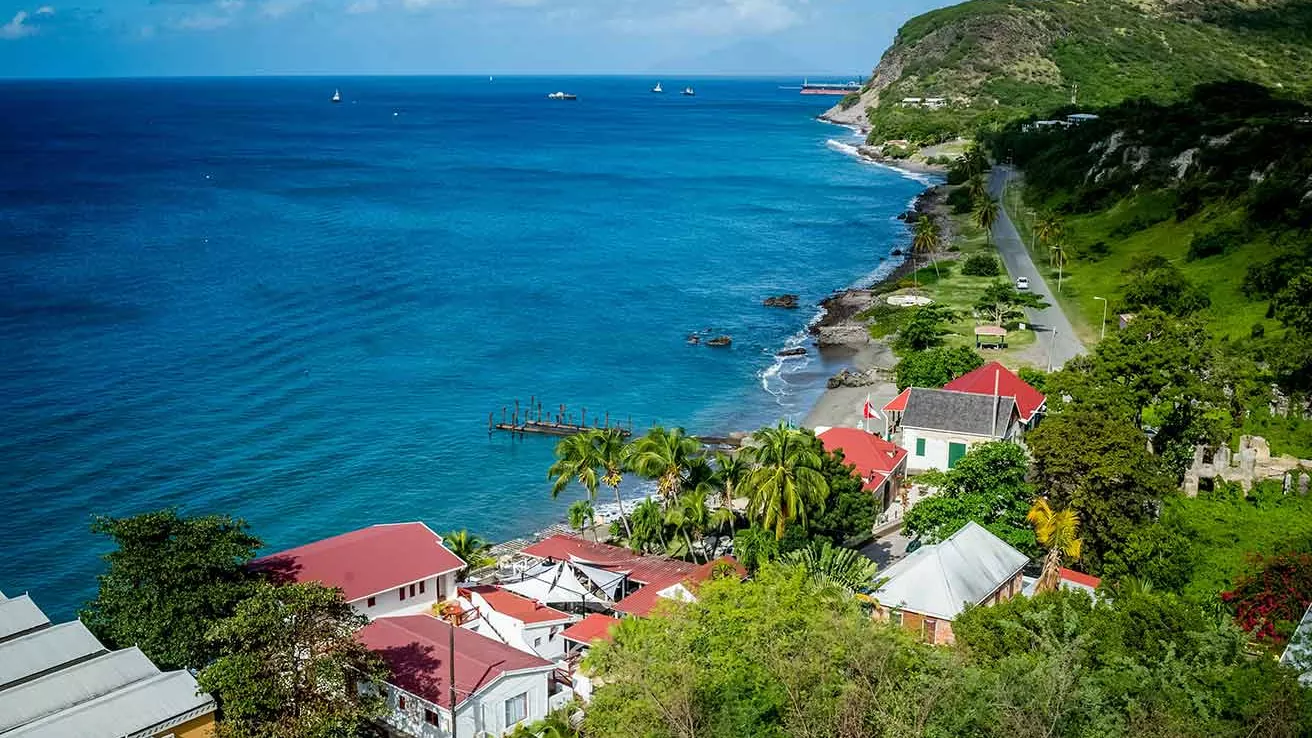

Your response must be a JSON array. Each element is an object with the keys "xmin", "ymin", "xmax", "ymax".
[
  {"xmin": 1047, "ymin": 330, "xmax": 1058, "ymax": 372},
  {"xmin": 449, "ymin": 621, "xmax": 458, "ymax": 738},
  {"xmin": 1094, "ymin": 296, "xmax": 1108, "ymax": 341}
]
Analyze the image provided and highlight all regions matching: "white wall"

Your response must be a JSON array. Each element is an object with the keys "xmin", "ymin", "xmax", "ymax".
[
  {"xmin": 903, "ymin": 429, "xmax": 997, "ymax": 473},
  {"xmin": 351, "ymin": 571, "xmax": 459, "ymax": 620},
  {"xmin": 466, "ymin": 593, "xmax": 571, "ymax": 662},
  {"xmin": 379, "ymin": 669, "xmax": 552, "ymax": 738}
]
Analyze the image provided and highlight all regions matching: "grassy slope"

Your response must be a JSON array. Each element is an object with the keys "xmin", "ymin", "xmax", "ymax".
[
  {"xmin": 1001, "ymin": 179, "xmax": 1277, "ymax": 345},
  {"xmin": 1173, "ymin": 491, "xmax": 1312, "ymax": 605}
]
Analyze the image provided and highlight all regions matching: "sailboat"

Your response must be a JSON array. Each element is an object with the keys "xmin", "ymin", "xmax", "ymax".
[
  {"xmin": 652, "ymin": 82, "xmax": 664, "ymax": 93},
  {"xmin": 682, "ymin": 86, "xmax": 695, "ymax": 96},
  {"xmin": 331, "ymin": 89, "xmax": 341, "ymax": 103}
]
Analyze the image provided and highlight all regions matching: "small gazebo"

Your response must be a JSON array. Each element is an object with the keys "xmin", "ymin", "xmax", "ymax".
[{"xmin": 974, "ymin": 325, "xmax": 1008, "ymax": 349}]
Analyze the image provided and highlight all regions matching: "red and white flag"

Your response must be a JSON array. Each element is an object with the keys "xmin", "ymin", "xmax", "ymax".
[{"xmin": 862, "ymin": 393, "xmax": 879, "ymax": 419}]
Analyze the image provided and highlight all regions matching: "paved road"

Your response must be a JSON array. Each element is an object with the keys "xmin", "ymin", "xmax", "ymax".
[{"xmin": 988, "ymin": 166, "xmax": 1087, "ymax": 369}]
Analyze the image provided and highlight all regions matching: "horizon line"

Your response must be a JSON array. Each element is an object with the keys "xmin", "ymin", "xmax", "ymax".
[{"xmin": 0, "ymin": 71, "xmax": 868, "ymax": 82}]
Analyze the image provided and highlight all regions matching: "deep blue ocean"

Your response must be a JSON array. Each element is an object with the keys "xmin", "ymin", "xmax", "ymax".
[{"xmin": 0, "ymin": 77, "xmax": 925, "ymax": 617}]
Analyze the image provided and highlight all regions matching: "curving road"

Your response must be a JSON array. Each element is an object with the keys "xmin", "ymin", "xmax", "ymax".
[{"xmin": 988, "ymin": 166, "xmax": 1087, "ymax": 370}]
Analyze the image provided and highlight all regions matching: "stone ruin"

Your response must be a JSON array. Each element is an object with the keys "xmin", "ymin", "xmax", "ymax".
[{"xmin": 1183, "ymin": 435, "xmax": 1312, "ymax": 497}]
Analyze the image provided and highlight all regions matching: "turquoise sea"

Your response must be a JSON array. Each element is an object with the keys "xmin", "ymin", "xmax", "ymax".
[{"xmin": 0, "ymin": 77, "xmax": 926, "ymax": 617}]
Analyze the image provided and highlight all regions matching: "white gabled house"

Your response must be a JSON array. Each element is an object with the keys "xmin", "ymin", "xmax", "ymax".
[
  {"xmin": 252, "ymin": 522, "xmax": 466, "ymax": 620},
  {"xmin": 456, "ymin": 585, "xmax": 575, "ymax": 662},
  {"xmin": 359, "ymin": 615, "xmax": 568, "ymax": 738}
]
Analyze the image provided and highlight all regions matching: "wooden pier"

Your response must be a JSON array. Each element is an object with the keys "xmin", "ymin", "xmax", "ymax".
[{"xmin": 489, "ymin": 396, "xmax": 634, "ymax": 439}]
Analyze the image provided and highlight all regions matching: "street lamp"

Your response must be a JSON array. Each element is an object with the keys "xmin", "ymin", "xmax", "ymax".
[{"xmin": 1094, "ymin": 296, "xmax": 1108, "ymax": 341}]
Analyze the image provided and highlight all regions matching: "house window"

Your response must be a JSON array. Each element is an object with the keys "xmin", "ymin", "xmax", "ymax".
[
  {"xmin": 534, "ymin": 637, "xmax": 542, "ymax": 647},
  {"xmin": 409, "ymin": 583, "xmax": 417, "ymax": 597},
  {"xmin": 924, "ymin": 618, "xmax": 938, "ymax": 643},
  {"xmin": 504, "ymin": 692, "xmax": 528, "ymax": 726},
  {"xmin": 399, "ymin": 587, "xmax": 406, "ymax": 601},
  {"xmin": 367, "ymin": 596, "xmax": 376, "ymax": 608},
  {"xmin": 947, "ymin": 442, "xmax": 968, "ymax": 469},
  {"xmin": 419, "ymin": 580, "xmax": 426, "ymax": 594},
  {"xmin": 915, "ymin": 438, "xmax": 926, "ymax": 456},
  {"xmin": 424, "ymin": 709, "xmax": 440, "ymax": 726},
  {"xmin": 398, "ymin": 694, "xmax": 407, "ymax": 710}
]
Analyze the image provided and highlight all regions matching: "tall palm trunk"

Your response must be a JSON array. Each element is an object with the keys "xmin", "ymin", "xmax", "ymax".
[
  {"xmin": 1037, "ymin": 546, "xmax": 1062, "ymax": 594},
  {"xmin": 608, "ymin": 482, "xmax": 633, "ymax": 538}
]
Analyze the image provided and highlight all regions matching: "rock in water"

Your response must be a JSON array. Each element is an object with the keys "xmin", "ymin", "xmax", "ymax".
[
  {"xmin": 763, "ymin": 294, "xmax": 800, "ymax": 309},
  {"xmin": 707, "ymin": 336, "xmax": 733, "ymax": 347},
  {"xmin": 776, "ymin": 347, "xmax": 807, "ymax": 357}
]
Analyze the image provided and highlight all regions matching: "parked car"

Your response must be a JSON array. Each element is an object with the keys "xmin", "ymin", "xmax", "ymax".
[{"xmin": 1015, "ymin": 277, "xmax": 1030, "ymax": 291}]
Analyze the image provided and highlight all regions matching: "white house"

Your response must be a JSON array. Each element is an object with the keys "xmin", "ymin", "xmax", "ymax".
[
  {"xmin": 252, "ymin": 522, "xmax": 465, "ymax": 620},
  {"xmin": 359, "ymin": 615, "xmax": 567, "ymax": 738},
  {"xmin": 559, "ymin": 613, "xmax": 621, "ymax": 703},
  {"xmin": 457, "ymin": 585, "xmax": 575, "ymax": 662},
  {"xmin": 884, "ymin": 387, "xmax": 1020, "ymax": 472}
]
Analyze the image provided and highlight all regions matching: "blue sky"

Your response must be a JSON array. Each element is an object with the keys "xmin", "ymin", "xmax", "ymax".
[{"xmin": 0, "ymin": 0, "xmax": 953, "ymax": 78}]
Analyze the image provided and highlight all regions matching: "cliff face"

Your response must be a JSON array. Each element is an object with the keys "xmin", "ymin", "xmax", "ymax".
[{"xmin": 825, "ymin": 0, "xmax": 1312, "ymax": 130}]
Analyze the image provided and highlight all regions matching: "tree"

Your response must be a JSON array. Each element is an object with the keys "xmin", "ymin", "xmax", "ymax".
[
  {"xmin": 974, "ymin": 281, "xmax": 1049, "ymax": 326},
  {"xmin": 1122, "ymin": 260, "xmax": 1211, "ymax": 315},
  {"xmin": 1274, "ymin": 271, "xmax": 1312, "ymax": 334},
  {"xmin": 1026, "ymin": 498, "xmax": 1083, "ymax": 593},
  {"xmin": 894, "ymin": 346, "xmax": 984, "ymax": 390},
  {"xmin": 1222, "ymin": 552, "xmax": 1312, "ymax": 645},
  {"xmin": 895, "ymin": 304, "xmax": 957, "ymax": 351},
  {"xmin": 628, "ymin": 498, "xmax": 667, "ymax": 554},
  {"xmin": 783, "ymin": 541, "xmax": 881, "ymax": 594},
  {"xmin": 548, "ymin": 428, "xmax": 633, "ymax": 538},
  {"xmin": 1027, "ymin": 406, "xmax": 1174, "ymax": 572},
  {"xmin": 732, "ymin": 525, "xmax": 779, "ymax": 573},
  {"xmin": 568, "ymin": 499, "xmax": 597, "ymax": 542},
  {"xmin": 1035, "ymin": 212, "xmax": 1064, "ymax": 262},
  {"xmin": 627, "ymin": 425, "xmax": 704, "ymax": 506},
  {"xmin": 801, "ymin": 449, "xmax": 881, "ymax": 548},
  {"xmin": 973, "ymin": 199, "xmax": 1000, "ymax": 245},
  {"xmin": 705, "ymin": 450, "xmax": 750, "ymax": 509},
  {"xmin": 664, "ymin": 489, "xmax": 710, "ymax": 563},
  {"xmin": 902, "ymin": 442, "xmax": 1038, "ymax": 553},
  {"xmin": 912, "ymin": 215, "xmax": 943, "ymax": 279},
  {"xmin": 740, "ymin": 423, "xmax": 829, "ymax": 539},
  {"xmin": 966, "ymin": 174, "xmax": 988, "ymax": 203},
  {"xmin": 444, "ymin": 529, "xmax": 492, "ymax": 575},
  {"xmin": 198, "ymin": 582, "xmax": 388, "ymax": 738},
  {"xmin": 80, "ymin": 509, "xmax": 263, "ymax": 671}
]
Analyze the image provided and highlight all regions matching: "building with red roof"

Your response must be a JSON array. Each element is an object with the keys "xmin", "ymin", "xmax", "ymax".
[
  {"xmin": 358, "ymin": 614, "xmax": 560, "ymax": 737},
  {"xmin": 817, "ymin": 427, "xmax": 909, "ymax": 512},
  {"xmin": 252, "ymin": 522, "xmax": 464, "ymax": 620},
  {"xmin": 560, "ymin": 613, "xmax": 620, "ymax": 647},
  {"xmin": 943, "ymin": 362, "xmax": 1046, "ymax": 424},
  {"xmin": 457, "ymin": 585, "xmax": 574, "ymax": 662},
  {"xmin": 517, "ymin": 536, "xmax": 744, "ymax": 617}
]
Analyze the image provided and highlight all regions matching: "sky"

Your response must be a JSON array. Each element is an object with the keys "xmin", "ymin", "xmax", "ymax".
[{"xmin": 0, "ymin": 0, "xmax": 955, "ymax": 78}]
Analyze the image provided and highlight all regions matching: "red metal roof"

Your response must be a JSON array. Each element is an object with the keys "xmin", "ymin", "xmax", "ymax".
[
  {"xmin": 460, "ymin": 585, "xmax": 572, "ymax": 625},
  {"xmin": 520, "ymin": 535, "xmax": 698, "ymax": 587},
  {"xmin": 612, "ymin": 556, "xmax": 746, "ymax": 617},
  {"xmin": 560, "ymin": 613, "xmax": 620, "ymax": 645},
  {"xmin": 1059, "ymin": 568, "xmax": 1102, "ymax": 590},
  {"xmin": 883, "ymin": 388, "xmax": 912, "ymax": 413},
  {"xmin": 818, "ymin": 428, "xmax": 908, "ymax": 489},
  {"xmin": 942, "ymin": 362, "xmax": 1046, "ymax": 422},
  {"xmin": 252, "ymin": 523, "xmax": 464, "ymax": 602},
  {"xmin": 358, "ymin": 615, "xmax": 552, "ymax": 710}
]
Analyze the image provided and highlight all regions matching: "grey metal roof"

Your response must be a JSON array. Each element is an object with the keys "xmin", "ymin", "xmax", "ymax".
[
  {"xmin": 0, "ymin": 621, "xmax": 106, "ymax": 690},
  {"xmin": 901, "ymin": 388, "xmax": 1016, "ymax": 438},
  {"xmin": 6, "ymin": 670, "xmax": 216, "ymax": 738},
  {"xmin": 0, "ymin": 648, "xmax": 160, "ymax": 732},
  {"xmin": 0, "ymin": 595, "xmax": 51, "ymax": 644},
  {"xmin": 1281, "ymin": 604, "xmax": 1312, "ymax": 686},
  {"xmin": 872, "ymin": 521, "xmax": 1030, "ymax": 621}
]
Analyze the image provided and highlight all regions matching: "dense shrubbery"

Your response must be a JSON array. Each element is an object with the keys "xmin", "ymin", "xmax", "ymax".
[
  {"xmin": 961, "ymin": 253, "xmax": 1001, "ymax": 276},
  {"xmin": 1187, "ymin": 224, "xmax": 1247, "ymax": 260},
  {"xmin": 894, "ymin": 346, "xmax": 984, "ymax": 389}
]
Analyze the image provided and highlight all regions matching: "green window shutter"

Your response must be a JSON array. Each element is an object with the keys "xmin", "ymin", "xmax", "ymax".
[
  {"xmin": 948, "ymin": 442, "xmax": 968, "ymax": 468},
  {"xmin": 915, "ymin": 437, "xmax": 926, "ymax": 456}
]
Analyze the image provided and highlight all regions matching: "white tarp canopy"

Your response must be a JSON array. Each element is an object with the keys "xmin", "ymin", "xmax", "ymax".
[
  {"xmin": 502, "ymin": 562, "xmax": 618, "ymax": 606},
  {"xmin": 570, "ymin": 558, "xmax": 629, "ymax": 600}
]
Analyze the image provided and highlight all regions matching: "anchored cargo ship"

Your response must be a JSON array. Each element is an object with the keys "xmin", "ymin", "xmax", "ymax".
[{"xmin": 800, "ymin": 80, "xmax": 863, "ymax": 96}]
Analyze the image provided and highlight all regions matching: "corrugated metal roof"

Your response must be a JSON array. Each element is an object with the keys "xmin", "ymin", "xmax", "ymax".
[
  {"xmin": 0, "ymin": 595, "xmax": 51, "ymax": 644},
  {"xmin": 1281, "ymin": 604, "xmax": 1312, "ymax": 686},
  {"xmin": 0, "ymin": 621, "xmax": 105, "ymax": 690},
  {"xmin": 0, "ymin": 648, "xmax": 159, "ymax": 732},
  {"xmin": 872, "ymin": 522, "xmax": 1030, "ymax": 621},
  {"xmin": 6, "ymin": 670, "xmax": 215, "ymax": 738},
  {"xmin": 901, "ymin": 388, "xmax": 1017, "ymax": 438}
]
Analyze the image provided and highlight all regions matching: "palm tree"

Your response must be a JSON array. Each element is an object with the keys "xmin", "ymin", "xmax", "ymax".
[
  {"xmin": 665, "ymin": 489, "xmax": 710, "ymax": 563},
  {"xmin": 548, "ymin": 428, "xmax": 633, "ymax": 538},
  {"xmin": 1035, "ymin": 212, "xmax": 1064, "ymax": 262},
  {"xmin": 627, "ymin": 425, "xmax": 703, "ymax": 507},
  {"xmin": 732, "ymin": 525, "xmax": 779, "ymax": 573},
  {"xmin": 628, "ymin": 498, "xmax": 666, "ymax": 554},
  {"xmin": 706, "ymin": 450, "xmax": 751, "ymax": 509},
  {"xmin": 974, "ymin": 198, "xmax": 1001, "ymax": 246},
  {"xmin": 911, "ymin": 215, "xmax": 942, "ymax": 280},
  {"xmin": 444, "ymin": 529, "xmax": 492, "ymax": 576},
  {"xmin": 1027, "ymin": 498, "xmax": 1082, "ymax": 594},
  {"xmin": 1052, "ymin": 239, "xmax": 1068, "ymax": 293},
  {"xmin": 740, "ymin": 423, "xmax": 829, "ymax": 539},
  {"xmin": 784, "ymin": 541, "xmax": 881, "ymax": 595},
  {"xmin": 567, "ymin": 499, "xmax": 597, "ymax": 542},
  {"xmin": 966, "ymin": 173, "xmax": 988, "ymax": 203}
]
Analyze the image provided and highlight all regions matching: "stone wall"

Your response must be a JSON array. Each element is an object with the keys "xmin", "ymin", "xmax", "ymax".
[{"xmin": 1182, "ymin": 435, "xmax": 1312, "ymax": 496}]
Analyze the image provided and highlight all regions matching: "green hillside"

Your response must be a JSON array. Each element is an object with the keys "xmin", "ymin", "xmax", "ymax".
[{"xmin": 828, "ymin": 0, "xmax": 1312, "ymax": 144}]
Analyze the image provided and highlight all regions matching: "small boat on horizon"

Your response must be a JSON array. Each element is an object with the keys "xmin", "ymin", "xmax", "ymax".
[
  {"xmin": 652, "ymin": 82, "xmax": 664, "ymax": 93},
  {"xmin": 547, "ymin": 91, "xmax": 578, "ymax": 100},
  {"xmin": 682, "ymin": 86, "xmax": 695, "ymax": 96},
  {"xmin": 331, "ymin": 89, "xmax": 341, "ymax": 103}
]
